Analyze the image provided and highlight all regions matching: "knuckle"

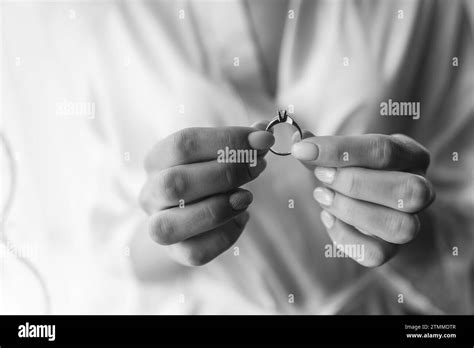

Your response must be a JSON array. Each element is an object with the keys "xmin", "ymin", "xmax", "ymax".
[
  {"xmin": 418, "ymin": 146, "xmax": 431, "ymax": 170},
  {"xmin": 402, "ymin": 175, "xmax": 432, "ymax": 211},
  {"xmin": 383, "ymin": 213, "xmax": 404, "ymax": 239},
  {"xmin": 204, "ymin": 203, "xmax": 222, "ymax": 224},
  {"xmin": 222, "ymin": 164, "xmax": 241, "ymax": 188},
  {"xmin": 149, "ymin": 214, "xmax": 175, "ymax": 245},
  {"xmin": 158, "ymin": 168, "xmax": 186, "ymax": 203},
  {"xmin": 370, "ymin": 136, "xmax": 394, "ymax": 168},
  {"xmin": 333, "ymin": 195, "xmax": 355, "ymax": 223},
  {"xmin": 399, "ymin": 214, "xmax": 419, "ymax": 243},
  {"xmin": 384, "ymin": 212, "xmax": 418, "ymax": 244},
  {"xmin": 343, "ymin": 171, "xmax": 360, "ymax": 197},
  {"xmin": 221, "ymin": 128, "xmax": 235, "ymax": 149},
  {"xmin": 219, "ymin": 227, "xmax": 241, "ymax": 249},
  {"xmin": 182, "ymin": 246, "xmax": 208, "ymax": 267},
  {"xmin": 173, "ymin": 128, "xmax": 197, "ymax": 162},
  {"xmin": 362, "ymin": 246, "xmax": 388, "ymax": 268}
]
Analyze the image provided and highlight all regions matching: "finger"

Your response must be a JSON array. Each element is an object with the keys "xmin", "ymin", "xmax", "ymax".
[
  {"xmin": 145, "ymin": 127, "xmax": 275, "ymax": 172},
  {"xmin": 149, "ymin": 189, "xmax": 253, "ymax": 245},
  {"xmin": 391, "ymin": 134, "xmax": 430, "ymax": 174},
  {"xmin": 251, "ymin": 120, "xmax": 273, "ymax": 156},
  {"xmin": 251, "ymin": 120, "xmax": 273, "ymax": 133},
  {"xmin": 313, "ymin": 187, "xmax": 420, "ymax": 244},
  {"xmin": 290, "ymin": 130, "xmax": 316, "ymax": 170},
  {"xmin": 140, "ymin": 158, "xmax": 266, "ymax": 212},
  {"xmin": 291, "ymin": 134, "xmax": 430, "ymax": 171},
  {"xmin": 314, "ymin": 167, "xmax": 435, "ymax": 213},
  {"xmin": 292, "ymin": 129, "xmax": 315, "ymax": 143},
  {"xmin": 320, "ymin": 210, "xmax": 399, "ymax": 267},
  {"xmin": 168, "ymin": 211, "xmax": 249, "ymax": 266}
]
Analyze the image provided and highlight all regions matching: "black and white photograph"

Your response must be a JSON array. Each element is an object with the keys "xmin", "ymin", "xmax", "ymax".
[{"xmin": 0, "ymin": 0, "xmax": 473, "ymax": 346}]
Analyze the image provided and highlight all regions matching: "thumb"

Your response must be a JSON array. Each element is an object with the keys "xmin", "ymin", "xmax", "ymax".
[{"xmin": 291, "ymin": 129, "xmax": 317, "ymax": 170}]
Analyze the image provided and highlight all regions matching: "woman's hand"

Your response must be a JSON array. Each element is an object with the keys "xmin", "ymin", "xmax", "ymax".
[
  {"xmin": 292, "ymin": 133, "xmax": 435, "ymax": 267},
  {"xmin": 139, "ymin": 123, "xmax": 274, "ymax": 266}
]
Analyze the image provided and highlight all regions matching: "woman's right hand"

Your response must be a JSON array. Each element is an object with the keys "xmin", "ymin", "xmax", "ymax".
[{"xmin": 139, "ymin": 123, "xmax": 274, "ymax": 266}]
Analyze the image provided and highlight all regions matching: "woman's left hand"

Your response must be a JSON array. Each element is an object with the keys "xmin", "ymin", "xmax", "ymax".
[{"xmin": 291, "ymin": 133, "xmax": 435, "ymax": 267}]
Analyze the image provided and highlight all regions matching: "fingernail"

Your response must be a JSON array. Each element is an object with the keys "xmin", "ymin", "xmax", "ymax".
[
  {"xmin": 320, "ymin": 210, "xmax": 335, "ymax": 229},
  {"xmin": 314, "ymin": 167, "xmax": 336, "ymax": 184},
  {"xmin": 291, "ymin": 142, "xmax": 319, "ymax": 160},
  {"xmin": 248, "ymin": 158, "xmax": 267, "ymax": 178},
  {"xmin": 248, "ymin": 131, "xmax": 275, "ymax": 150},
  {"xmin": 234, "ymin": 211, "xmax": 250, "ymax": 229},
  {"xmin": 229, "ymin": 190, "xmax": 253, "ymax": 211},
  {"xmin": 313, "ymin": 187, "xmax": 334, "ymax": 206}
]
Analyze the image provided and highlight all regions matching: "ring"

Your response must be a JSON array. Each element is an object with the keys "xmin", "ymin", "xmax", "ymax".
[{"xmin": 266, "ymin": 110, "xmax": 303, "ymax": 156}]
